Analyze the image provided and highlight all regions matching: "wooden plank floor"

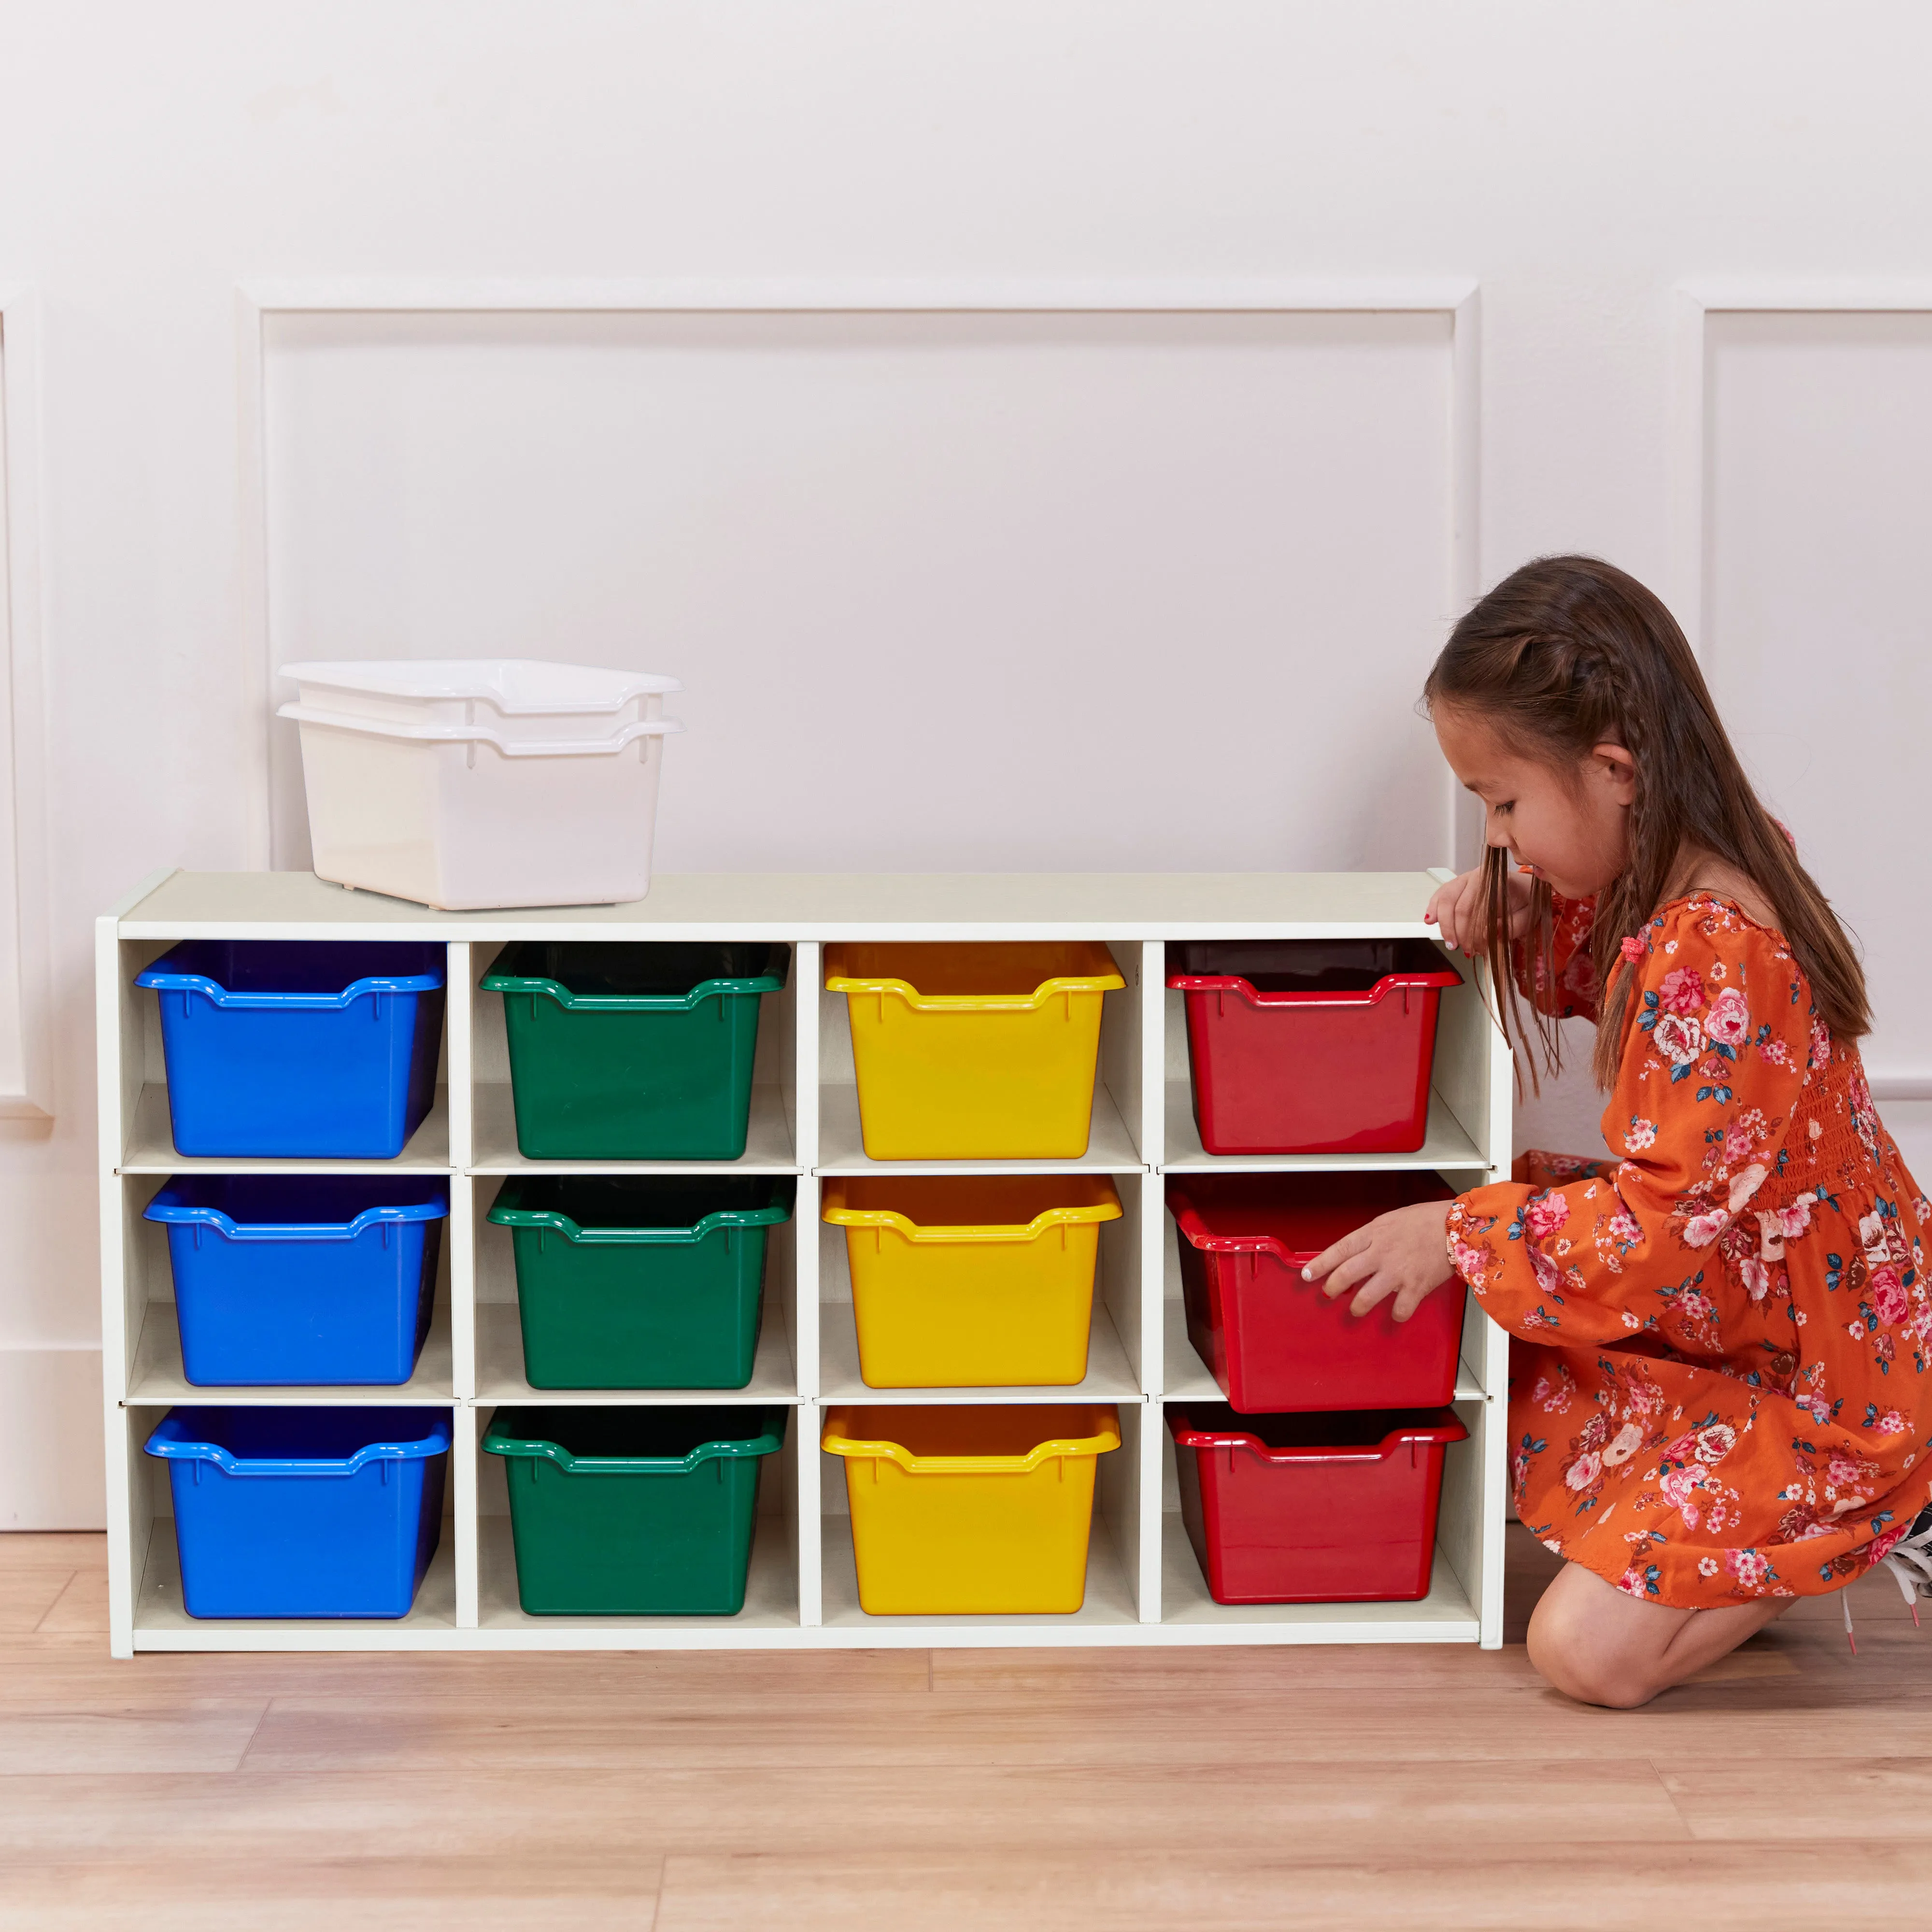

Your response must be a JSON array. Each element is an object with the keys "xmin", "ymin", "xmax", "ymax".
[{"xmin": 4, "ymin": 1528, "xmax": 1929, "ymax": 1929}]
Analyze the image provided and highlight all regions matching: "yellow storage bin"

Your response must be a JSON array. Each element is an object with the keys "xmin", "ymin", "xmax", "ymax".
[
  {"xmin": 823, "ymin": 1404, "xmax": 1120, "ymax": 1614},
  {"xmin": 823, "ymin": 1175, "xmax": 1122, "ymax": 1387},
  {"xmin": 824, "ymin": 942, "xmax": 1126, "ymax": 1160}
]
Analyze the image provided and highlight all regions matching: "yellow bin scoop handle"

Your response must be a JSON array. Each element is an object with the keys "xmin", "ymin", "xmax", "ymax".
[
  {"xmin": 821, "ymin": 1405, "xmax": 1121, "ymax": 1474},
  {"xmin": 824, "ymin": 942, "xmax": 1124, "ymax": 1011}
]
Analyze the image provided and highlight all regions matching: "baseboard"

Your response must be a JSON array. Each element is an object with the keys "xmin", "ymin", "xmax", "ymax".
[{"xmin": 0, "ymin": 1347, "xmax": 106, "ymax": 1529}]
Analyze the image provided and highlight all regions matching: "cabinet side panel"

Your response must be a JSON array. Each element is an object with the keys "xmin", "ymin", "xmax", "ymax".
[{"xmin": 445, "ymin": 941, "xmax": 472, "ymax": 1167}]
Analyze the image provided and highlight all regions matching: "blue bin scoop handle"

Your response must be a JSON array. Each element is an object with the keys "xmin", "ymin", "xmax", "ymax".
[
  {"xmin": 142, "ymin": 1197, "xmax": 450, "ymax": 1240},
  {"xmin": 144, "ymin": 1425, "xmax": 453, "ymax": 1477},
  {"xmin": 133, "ymin": 967, "xmax": 445, "ymax": 1009}
]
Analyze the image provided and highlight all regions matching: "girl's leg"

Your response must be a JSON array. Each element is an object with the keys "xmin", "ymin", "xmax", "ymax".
[{"xmin": 1526, "ymin": 1559, "xmax": 1797, "ymax": 1708}]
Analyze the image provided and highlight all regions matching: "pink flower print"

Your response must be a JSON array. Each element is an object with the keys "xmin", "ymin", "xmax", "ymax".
[
  {"xmin": 1660, "ymin": 1464, "xmax": 1703, "ymax": 1527},
  {"xmin": 1626, "ymin": 1377, "xmax": 1664, "ymax": 1418},
  {"xmin": 1451, "ymin": 1239, "xmax": 1490, "ymax": 1284},
  {"xmin": 1530, "ymin": 1246, "xmax": 1561, "ymax": 1294},
  {"xmin": 1609, "ymin": 1209, "xmax": 1642, "ymax": 1246},
  {"xmin": 1880, "ymin": 1409, "xmax": 1907, "ymax": 1436},
  {"xmin": 1866, "ymin": 1521, "xmax": 1910, "ymax": 1565},
  {"xmin": 1760, "ymin": 1037, "xmax": 1794, "ymax": 1069},
  {"xmin": 1625, "ymin": 1118, "xmax": 1657, "ymax": 1153},
  {"xmin": 1826, "ymin": 1450, "xmax": 1865, "ymax": 1487},
  {"xmin": 1579, "ymin": 1414, "xmax": 1610, "ymax": 1453},
  {"xmin": 1727, "ymin": 1163, "xmax": 1768, "ymax": 1213},
  {"xmin": 1654, "ymin": 1012, "xmax": 1703, "ymax": 1066},
  {"xmin": 1741, "ymin": 1256, "xmax": 1770, "ymax": 1302},
  {"xmin": 1809, "ymin": 1019, "xmax": 1832, "ymax": 1069},
  {"xmin": 1725, "ymin": 1547, "xmax": 1772, "ymax": 1591},
  {"xmin": 1698, "ymin": 1556, "xmax": 1721, "ymax": 1577},
  {"xmin": 1694, "ymin": 1423, "xmax": 1737, "ymax": 1464},
  {"xmin": 1872, "ymin": 1267, "xmax": 1908, "ymax": 1327},
  {"xmin": 1659, "ymin": 966, "xmax": 1705, "ymax": 1013},
  {"xmin": 1758, "ymin": 1194, "xmax": 1815, "ymax": 1263},
  {"xmin": 1796, "ymin": 1393, "xmax": 1832, "ymax": 1425},
  {"xmin": 1602, "ymin": 1421, "xmax": 1647, "ymax": 1466},
  {"xmin": 1565, "ymin": 1450, "xmax": 1602, "ymax": 1492},
  {"xmin": 1705, "ymin": 986, "xmax": 1750, "ymax": 1046},
  {"xmin": 1524, "ymin": 1192, "xmax": 1570, "ymax": 1240},
  {"xmin": 1683, "ymin": 1209, "xmax": 1731, "ymax": 1249},
  {"xmin": 1848, "ymin": 1319, "xmax": 1867, "ymax": 1340}
]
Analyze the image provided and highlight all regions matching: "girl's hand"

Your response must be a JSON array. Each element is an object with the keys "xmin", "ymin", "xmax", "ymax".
[
  {"xmin": 1302, "ymin": 1201, "xmax": 1457, "ymax": 1321},
  {"xmin": 1425, "ymin": 864, "xmax": 1533, "ymax": 955}
]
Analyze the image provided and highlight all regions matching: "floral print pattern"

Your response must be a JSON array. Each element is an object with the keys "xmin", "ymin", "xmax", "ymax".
[{"xmin": 1449, "ymin": 895, "xmax": 1932, "ymax": 1607}]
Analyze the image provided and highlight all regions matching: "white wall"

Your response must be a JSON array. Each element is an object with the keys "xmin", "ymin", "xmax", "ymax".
[{"xmin": 4, "ymin": 1, "xmax": 1931, "ymax": 1524}]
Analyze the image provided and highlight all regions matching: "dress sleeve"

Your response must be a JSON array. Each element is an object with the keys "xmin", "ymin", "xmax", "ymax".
[
  {"xmin": 1514, "ymin": 892, "xmax": 1599, "ymax": 1022},
  {"xmin": 1449, "ymin": 906, "xmax": 1814, "ymax": 1349}
]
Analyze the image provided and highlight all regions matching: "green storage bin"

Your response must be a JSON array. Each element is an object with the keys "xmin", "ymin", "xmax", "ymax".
[
  {"xmin": 481, "ymin": 942, "xmax": 790, "ymax": 1160},
  {"xmin": 488, "ymin": 1175, "xmax": 793, "ymax": 1389},
  {"xmin": 483, "ymin": 1405, "xmax": 786, "ymax": 1615}
]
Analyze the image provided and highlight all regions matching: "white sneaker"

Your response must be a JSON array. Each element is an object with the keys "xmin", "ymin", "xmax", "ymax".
[{"xmin": 1881, "ymin": 1500, "xmax": 1932, "ymax": 1616}]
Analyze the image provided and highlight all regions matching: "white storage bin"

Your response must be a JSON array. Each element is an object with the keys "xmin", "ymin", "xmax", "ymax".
[
  {"xmin": 278, "ymin": 702, "xmax": 683, "ymax": 911},
  {"xmin": 282, "ymin": 659, "xmax": 680, "ymax": 746}
]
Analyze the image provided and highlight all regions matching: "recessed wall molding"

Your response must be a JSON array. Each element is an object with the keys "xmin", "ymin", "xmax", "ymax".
[
  {"xmin": 236, "ymin": 277, "xmax": 1483, "ymax": 879},
  {"xmin": 0, "ymin": 285, "xmax": 52, "ymax": 1120},
  {"xmin": 1672, "ymin": 280, "xmax": 1932, "ymax": 1105}
]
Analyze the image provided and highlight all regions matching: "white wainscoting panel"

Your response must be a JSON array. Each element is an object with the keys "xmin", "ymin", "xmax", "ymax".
[
  {"xmin": 1705, "ymin": 309, "xmax": 1932, "ymax": 1093},
  {"xmin": 260, "ymin": 304, "xmax": 1464, "ymax": 877}
]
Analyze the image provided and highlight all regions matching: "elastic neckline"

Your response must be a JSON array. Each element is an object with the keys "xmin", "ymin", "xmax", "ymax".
[{"xmin": 1652, "ymin": 890, "xmax": 1791, "ymax": 952}]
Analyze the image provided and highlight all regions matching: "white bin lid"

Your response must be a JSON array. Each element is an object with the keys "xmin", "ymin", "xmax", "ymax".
[{"xmin": 280, "ymin": 659, "xmax": 682, "ymax": 714}]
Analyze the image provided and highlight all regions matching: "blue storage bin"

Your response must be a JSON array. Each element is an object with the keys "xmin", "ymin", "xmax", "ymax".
[
  {"xmin": 144, "ymin": 1176, "xmax": 448, "ymax": 1387},
  {"xmin": 134, "ymin": 941, "xmax": 446, "ymax": 1158},
  {"xmin": 145, "ymin": 1406, "xmax": 450, "ymax": 1619}
]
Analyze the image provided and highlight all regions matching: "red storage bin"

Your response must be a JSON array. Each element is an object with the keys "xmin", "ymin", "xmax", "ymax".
[
  {"xmin": 1168, "ymin": 1403, "xmax": 1466, "ymax": 1604},
  {"xmin": 1168, "ymin": 1172, "xmax": 1466, "ymax": 1413},
  {"xmin": 1167, "ymin": 939, "xmax": 1461, "ymax": 1154}
]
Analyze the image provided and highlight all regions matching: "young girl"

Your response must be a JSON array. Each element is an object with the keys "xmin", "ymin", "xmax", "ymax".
[{"xmin": 1304, "ymin": 555, "xmax": 1932, "ymax": 1708}]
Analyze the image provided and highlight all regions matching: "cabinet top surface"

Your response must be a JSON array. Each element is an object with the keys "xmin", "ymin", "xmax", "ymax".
[{"xmin": 114, "ymin": 869, "xmax": 1450, "ymax": 937}]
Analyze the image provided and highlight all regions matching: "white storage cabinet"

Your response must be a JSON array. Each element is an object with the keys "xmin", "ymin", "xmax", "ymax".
[{"xmin": 98, "ymin": 870, "xmax": 1513, "ymax": 1657}]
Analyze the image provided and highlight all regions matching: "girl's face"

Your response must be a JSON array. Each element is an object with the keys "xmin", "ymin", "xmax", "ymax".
[{"xmin": 1433, "ymin": 707, "xmax": 1637, "ymax": 899}]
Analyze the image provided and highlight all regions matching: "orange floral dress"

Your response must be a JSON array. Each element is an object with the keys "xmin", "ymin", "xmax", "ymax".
[{"xmin": 1448, "ymin": 893, "xmax": 1932, "ymax": 1606}]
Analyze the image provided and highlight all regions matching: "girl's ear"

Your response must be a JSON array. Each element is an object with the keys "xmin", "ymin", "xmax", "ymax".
[{"xmin": 1591, "ymin": 741, "xmax": 1638, "ymax": 806}]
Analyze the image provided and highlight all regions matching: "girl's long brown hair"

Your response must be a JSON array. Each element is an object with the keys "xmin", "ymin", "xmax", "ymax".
[{"xmin": 1422, "ymin": 555, "xmax": 1869, "ymax": 1089}]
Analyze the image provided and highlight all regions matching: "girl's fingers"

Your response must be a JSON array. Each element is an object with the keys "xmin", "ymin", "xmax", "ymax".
[
  {"xmin": 1320, "ymin": 1248, "xmax": 1380, "ymax": 1300},
  {"xmin": 1391, "ymin": 1277, "xmax": 1444, "ymax": 1323},
  {"xmin": 1301, "ymin": 1228, "xmax": 1369, "ymax": 1283},
  {"xmin": 1349, "ymin": 1272, "xmax": 1399, "ymax": 1318}
]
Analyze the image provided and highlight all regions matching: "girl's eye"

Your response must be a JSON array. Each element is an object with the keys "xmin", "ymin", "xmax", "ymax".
[{"xmin": 1493, "ymin": 801, "xmax": 1514, "ymax": 817}]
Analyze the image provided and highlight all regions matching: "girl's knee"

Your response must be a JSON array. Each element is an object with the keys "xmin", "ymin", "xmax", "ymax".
[{"xmin": 1527, "ymin": 1595, "xmax": 1662, "ymax": 1709}]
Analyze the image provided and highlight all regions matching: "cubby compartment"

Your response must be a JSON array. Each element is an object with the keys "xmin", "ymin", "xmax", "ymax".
[
  {"xmin": 471, "ymin": 938, "xmax": 802, "ymax": 1173},
  {"xmin": 473, "ymin": 1172, "xmax": 804, "ymax": 1405},
  {"xmin": 117, "ymin": 937, "xmax": 455, "ymax": 1173},
  {"xmin": 121, "ymin": 1402, "xmax": 464, "ymax": 1648},
  {"xmin": 819, "ymin": 1170, "xmax": 1147, "ymax": 1402},
  {"xmin": 473, "ymin": 1401, "xmax": 805, "ymax": 1636},
  {"xmin": 818, "ymin": 938, "xmax": 1150, "ymax": 1173},
  {"xmin": 1156, "ymin": 1393, "xmax": 1492, "ymax": 1642},
  {"xmin": 819, "ymin": 1396, "xmax": 1148, "ymax": 1633},
  {"xmin": 1161, "ymin": 943, "xmax": 1499, "ymax": 1175}
]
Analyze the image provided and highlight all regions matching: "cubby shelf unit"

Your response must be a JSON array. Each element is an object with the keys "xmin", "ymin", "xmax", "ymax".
[{"xmin": 99, "ymin": 869, "xmax": 1512, "ymax": 1658}]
